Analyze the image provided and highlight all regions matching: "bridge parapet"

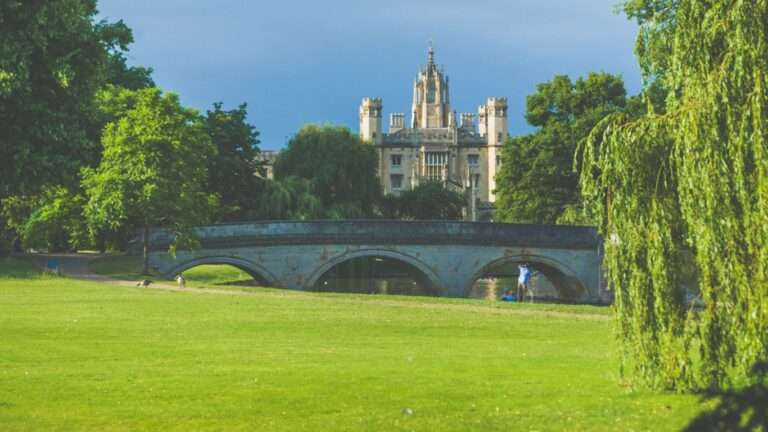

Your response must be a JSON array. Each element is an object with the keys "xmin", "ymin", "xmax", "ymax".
[{"xmin": 149, "ymin": 220, "xmax": 600, "ymax": 251}]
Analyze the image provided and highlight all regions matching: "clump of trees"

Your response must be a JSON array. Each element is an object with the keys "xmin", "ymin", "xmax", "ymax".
[
  {"xmin": 381, "ymin": 181, "xmax": 465, "ymax": 221},
  {"xmin": 579, "ymin": 0, "xmax": 768, "ymax": 390},
  {"xmin": 494, "ymin": 72, "xmax": 641, "ymax": 225},
  {"xmin": 271, "ymin": 125, "xmax": 381, "ymax": 219}
]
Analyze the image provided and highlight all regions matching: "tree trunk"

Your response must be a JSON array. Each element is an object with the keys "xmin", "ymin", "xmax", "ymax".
[{"xmin": 142, "ymin": 225, "xmax": 150, "ymax": 275}]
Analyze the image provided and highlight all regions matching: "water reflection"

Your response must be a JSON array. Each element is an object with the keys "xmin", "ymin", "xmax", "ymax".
[
  {"xmin": 313, "ymin": 256, "xmax": 439, "ymax": 296},
  {"xmin": 468, "ymin": 275, "xmax": 560, "ymax": 301}
]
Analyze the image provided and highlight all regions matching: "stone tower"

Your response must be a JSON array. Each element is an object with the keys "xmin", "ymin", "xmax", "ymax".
[
  {"xmin": 359, "ymin": 97, "xmax": 383, "ymax": 144},
  {"xmin": 482, "ymin": 97, "xmax": 508, "ymax": 201},
  {"xmin": 411, "ymin": 46, "xmax": 451, "ymax": 129}
]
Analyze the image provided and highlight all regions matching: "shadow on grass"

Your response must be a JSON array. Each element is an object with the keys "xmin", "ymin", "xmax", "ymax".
[
  {"xmin": 0, "ymin": 257, "xmax": 44, "ymax": 278},
  {"xmin": 683, "ymin": 362, "xmax": 768, "ymax": 431}
]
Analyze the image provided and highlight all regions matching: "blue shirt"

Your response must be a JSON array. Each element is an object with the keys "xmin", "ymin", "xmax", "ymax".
[{"xmin": 518, "ymin": 265, "xmax": 531, "ymax": 284}]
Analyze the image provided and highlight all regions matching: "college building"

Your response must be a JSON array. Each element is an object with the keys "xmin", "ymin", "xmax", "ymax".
[{"xmin": 359, "ymin": 46, "xmax": 508, "ymax": 220}]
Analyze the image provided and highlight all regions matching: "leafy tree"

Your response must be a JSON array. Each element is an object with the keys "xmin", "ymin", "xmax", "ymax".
[
  {"xmin": 251, "ymin": 177, "xmax": 323, "ymax": 220},
  {"xmin": 384, "ymin": 181, "xmax": 465, "ymax": 220},
  {"xmin": 204, "ymin": 103, "xmax": 264, "ymax": 221},
  {"xmin": 495, "ymin": 73, "xmax": 631, "ymax": 224},
  {"xmin": 0, "ymin": 1, "xmax": 152, "ymax": 254},
  {"xmin": 82, "ymin": 88, "xmax": 217, "ymax": 273},
  {"xmin": 579, "ymin": 0, "xmax": 768, "ymax": 390},
  {"xmin": 20, "ymin": 186, "xmax": 88, "ymax": 252},
  {"xmin": 0, "ymin": 1, "xmax": 147, "ymax": 197},
  {"xmin": 273, "ymin": 125, "xmax": 381, "ymax": 218}
]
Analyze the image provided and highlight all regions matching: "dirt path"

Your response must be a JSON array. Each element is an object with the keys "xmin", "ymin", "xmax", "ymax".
[{"xmin": 24, "ymin": 253, "xmax": 610, "ymax": 321}]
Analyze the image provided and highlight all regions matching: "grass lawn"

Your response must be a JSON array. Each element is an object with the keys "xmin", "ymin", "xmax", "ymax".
[{"xmin": 1, "ymin": 257, "xmax": 707, "ymax": 431}]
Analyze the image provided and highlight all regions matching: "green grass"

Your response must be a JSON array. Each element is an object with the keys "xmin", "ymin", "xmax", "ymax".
[
  {"xmin": 0, "ymin": 258, "xmax": 708, "ymax": 431},
  {"xmin": 89, "ymin": 255, "xmax": 612, "ymax": 317},
  {"xmin": 89, "ymin": 255, "xmax": 253, "ymax": 287}
]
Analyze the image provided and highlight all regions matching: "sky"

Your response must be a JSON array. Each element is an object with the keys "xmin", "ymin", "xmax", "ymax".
[{"xmin": 97, "ymin": 1, "xmax": 641, "ymax": 150}]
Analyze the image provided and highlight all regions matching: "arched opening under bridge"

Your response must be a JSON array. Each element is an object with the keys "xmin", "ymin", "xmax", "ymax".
[
  {"xmin": 310, "ymin": 254, "xmax": 442, "ymax": 297},
  {"xmin": 167, "ymin": 257, "xmax": 276, "ymax": 288},
  {"xmin": 467, "ymin": 256, "xmax": 587, "ymax": 303}
]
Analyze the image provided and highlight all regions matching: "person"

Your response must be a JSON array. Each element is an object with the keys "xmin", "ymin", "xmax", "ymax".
[
  {"xmin": 517, "ymin": 264, "xmax": 532, "ymax": 302},
  {"xmin": 176, "ymin": 274, "xmax": 186, "ymax": 289},
  {"xmin": 501, "ymin": 289, "xmax": 517, "ymax": 302}
]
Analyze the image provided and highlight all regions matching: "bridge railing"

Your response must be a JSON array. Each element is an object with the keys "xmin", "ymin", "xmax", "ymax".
[{"xmin": 147, "ymin": 220, "xmax": 601, "ymax": 251}]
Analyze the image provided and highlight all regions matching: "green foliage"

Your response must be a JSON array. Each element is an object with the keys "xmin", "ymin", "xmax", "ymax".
[
  {"xmin": 251, "ymin": 176, "xmax": 323, "ymax": 220},
  {"xmin": 580, "ymin": 0, "xmax": 768, "ymax": 390},
  {"xmin": 274, "ymin": 125, "xmax": 381, "ymax": 218},
  {"xmin": 384, "ymin": 181, "xmax": 465, "ymax": 220},
  {"xmin": 20, "ymin": 186, "xmax": 88, "ymax": 251},
  {"xmin": 0, "ymin": 2, "xmax": 152, "ymax": 254},
  {"xmin": 82, "ymin": 87, "xmax": 217, "ymax": 269},
  {"xmin": 204, "ymin": 103, "xmax": 264, "ymax": 221},
  {"xmin": 495, "ymin": 73, "xmax": 632, "ymax": 224},
  {"xmin": 0, "ymin": 1, "xmax": 150, "ymax": 198}
]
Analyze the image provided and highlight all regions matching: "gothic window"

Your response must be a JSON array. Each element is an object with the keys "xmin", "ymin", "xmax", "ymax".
[
  {"xmin": 498, "ymin": 132, "xmax": 503, "ymax": 142},
  {"xmin": 496, "ymin": 155, "xmax": 502, "ymax": 166},
  {"xmin": 427, "ymin": 81, "xmax": 436, "ymax": 103},
  {"xmin": 390, "ymin": 174, "xmax": 403, "ymax": 190},
  {"xmin": 473, "ymin": 174, "xmax": 481, "ymax": 189},
  {"xmin": 467, "ymin": 154, "xmax": 479, "ymax": 166},
  {"xmin": 391, "ymin": 154, "xmax": 402, "ymax": 166},
  {"xmin": 424, "ymin": 151, "xmax": 448, "ymax": 181}
]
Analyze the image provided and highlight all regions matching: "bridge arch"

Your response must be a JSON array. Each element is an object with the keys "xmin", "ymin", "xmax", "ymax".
[
  {"xmin": 164, "ymin": 256, "xmax": 279, "ymax": 287},
  {"xmin": 466, "ymin": 254, "xmax": 588, "ymax": 301},
  {"xmin": 304, "ymin": 249, "xmax": 445, "ymax": 295}
]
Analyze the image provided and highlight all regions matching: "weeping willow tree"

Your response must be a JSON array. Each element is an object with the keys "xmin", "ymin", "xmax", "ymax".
[{"xmin": 579, "ymin": 1, "xmax": 768, "ymax": 390}]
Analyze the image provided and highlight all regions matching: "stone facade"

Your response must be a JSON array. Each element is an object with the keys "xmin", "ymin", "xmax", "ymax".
[{"xmin": 359, "ymin": 46, "xmax": 508, "ymax": 219}]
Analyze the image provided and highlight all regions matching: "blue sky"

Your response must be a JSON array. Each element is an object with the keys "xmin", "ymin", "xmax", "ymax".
[{"xmin": 97, "ymin": 1, "xmax": 641, "ymax": 150}]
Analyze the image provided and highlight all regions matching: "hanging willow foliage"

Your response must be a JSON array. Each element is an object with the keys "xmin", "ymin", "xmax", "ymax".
[{"xmin": 578, "ymin": 0, "xmax": 768, "ymax": 390}]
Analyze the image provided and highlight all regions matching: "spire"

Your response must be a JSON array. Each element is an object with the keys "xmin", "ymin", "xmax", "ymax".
[{"xmin": 428, "ymin": 41, "xmax": 435, "ymax": 65}]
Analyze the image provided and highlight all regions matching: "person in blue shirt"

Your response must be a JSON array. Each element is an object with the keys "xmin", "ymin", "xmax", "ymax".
[
  {"xmin": 517, "ymin": 264, "xmax": 532, "ymax": 302},
  {"xmin": 501, "ymin": 290, "xmax": 517, "ymax": 302}
]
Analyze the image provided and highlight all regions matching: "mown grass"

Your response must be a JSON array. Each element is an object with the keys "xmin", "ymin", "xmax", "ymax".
[
  {"xmin": 89, "ymin": 255, "xmax": 612, "ymax": 316},
  {"xmin": 0, "ymin": 257, "xmax": 707, "ymax": 431}
]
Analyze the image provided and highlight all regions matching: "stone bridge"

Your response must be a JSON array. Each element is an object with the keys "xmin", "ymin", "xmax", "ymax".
[{"xmin": 147, "ymin": 221, "xmax": 606, "ymax": 303}]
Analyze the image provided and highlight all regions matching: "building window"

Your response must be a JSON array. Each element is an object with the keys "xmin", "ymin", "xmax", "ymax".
[
  {"xmin": 390, "ymin": 174, "xmax": 403, "ymax": 190},
  {"xmin": 498, "ymin": 132, "xmax": 503, "ymax": 142},
  {"xmin": 424, "ymin": 151, "xmax": 449, "ymax": 181},
  {"xmin": 391, "ymin": 154, "xmax": 402, "ymax": 166},
  {"xmin": 467, "ymin": 154, "xmax": 479, "ymax": 166},
  {"xmin": 473, "ymin": 174, "xmax": 481, "ymax": 189},
  {"xmin": 496, "ymin": 155, "xmax": 501, "ymax": 166}
]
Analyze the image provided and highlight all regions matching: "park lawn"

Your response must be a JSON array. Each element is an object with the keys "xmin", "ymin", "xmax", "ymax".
[
  {"xmin": 89, "ymin": 255, "xmax": 612, "ymax": 317},
  {"xmin": 0, "ymin": 258, "xmax": 706, "ymax": 431}
]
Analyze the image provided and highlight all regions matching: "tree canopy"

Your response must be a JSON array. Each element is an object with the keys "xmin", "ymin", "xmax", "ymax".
[
  {"xmin": 203, "ymin": 102, "xmax": 264, "ymax": 221},
  {"xmin": 495, "ymin": 73, "xmax": 633, "ymax": 224},
  {"xmin": 0, "ymin": 1, "xmax": 151, "ymax": 197},
  {"xmin": 273, "ymin": 125, "xmax": 381, "ymax": 219},
  {"xmin": 82, "ymin": 87, "xmax": 217, "ymax": 272},
  {"xmin": 382, "ymin": 182, "xmax": 465, "ymax": 221},
  {"xmin": 579, "ymin": 0, "xmax": 768, "ymax": 390}
]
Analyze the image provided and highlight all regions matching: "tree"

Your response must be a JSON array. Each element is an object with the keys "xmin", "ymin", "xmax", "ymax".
[
  {"xmin": 203, "ymin": 103, "xmax": 264, "ymax": 221},
  {"xmin": 251, "ymin": 177, "xmax": 324, "ymax": 220},
  {"xmin": 0, "ymin": 1, "xmax": 148, "ymax": 197},
  {"xmin": 0, "ymin": 1, "xmax": 153, "ymax": 254},
  {"xmin": 273, "ymin": 125, "xmax": 381, "ymax": 218},
  {"xmin": 579, "ymin": 0, "xmax": 768, "ymax": 390},
  {"xmin": 495, "ymin": 73, "xmax": 631, "ymax": 224},
  {"xmin": 19, "ymin": 186, "xmax": 88, "ymax": 252},
  {"xmin": 83, "ymin": 87, "xmax": 217, "ymax": 273},
  {"xmin": 385, "ymin": 181, "xmax": 465, "ymax": 220}
]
